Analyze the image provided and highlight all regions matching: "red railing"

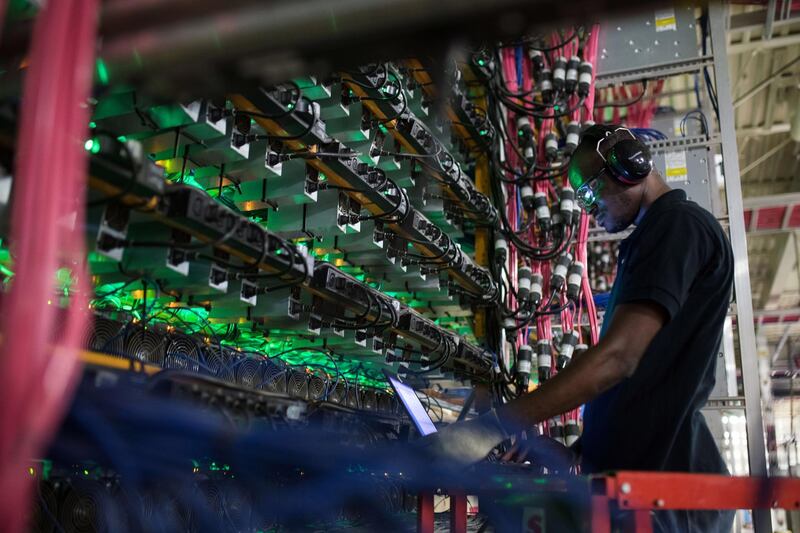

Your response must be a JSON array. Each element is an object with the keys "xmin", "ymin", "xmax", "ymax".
[{"xmin": 418, "ymin": 472, "xmax": 800, "ymax": 533}]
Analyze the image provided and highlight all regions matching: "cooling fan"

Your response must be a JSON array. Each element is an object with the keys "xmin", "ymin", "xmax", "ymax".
[
  {"xmin": 376, "ymin": 391, "xmax": 397, "ymax": 414},
  {"xmin": 164, "ymin": 334, "xmax": 202, "ymax": 372},
  {"xmin": 307, "ymin": 373, "xmax": 328, "ymax": 400},
  {"xmin": 328, "ymin": 381, "xmax": 348, "ymax": 404},
  {"xmin": 138, "ymin": 486, "xmax": 193, "ymax": 532},
  {"xmin": 197, "ymin": 480, "xmax": 252, "ymax": 532},
  {"xmin": 59, "ymin": 480, "xmax": 127, "ymax": 533},
  {"xmin": 345, "ymin": 385, "xmax": 360, "ymax": 409},
  {"xmin": 361, "ymin": 389, "xmax": 377, "ymax": 411},
  {"xmin": 259, "ymin": 359, "xmax": 287, "ymax": 393},
  {"xmin": 287, "ymin": 368, "xmax": 309, "ymax": 399},
  {"xmin": 202, "ymin": 345, "xmax": 236, "ymax": 382},
  {"xmin": 82, "ymin": 317, "xmax": 125, "ymax": 355},
  {"xmin": 235, "ymin": 357, "xmax": 265, "ymax": 388},
  {"xmin": 124, "ymin": 326, "xmax": 166, "ymax": 366},
  {"xmin": 30, "ymin": 480, "xmax": 60, "ymax": 533}
]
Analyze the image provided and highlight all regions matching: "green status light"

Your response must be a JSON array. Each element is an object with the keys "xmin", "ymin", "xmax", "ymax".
[
  {"xmin": 95, "ymin": 58, "xmax": 109, "ymax": 85},
  {"xmin": 84, "ymin": 138, "xmax": 100, "ymax": 154}
]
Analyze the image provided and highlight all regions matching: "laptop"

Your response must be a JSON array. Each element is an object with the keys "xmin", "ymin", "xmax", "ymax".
[{"xmin": 384, "ymin": 370, "xmax": 438, "ymax": 436}]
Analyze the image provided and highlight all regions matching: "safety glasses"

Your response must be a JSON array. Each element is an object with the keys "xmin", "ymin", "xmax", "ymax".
[
  {"xmin": 572, "ymin": 127, "xmax": 637, "ymax": 211},
  {"xmin": 575, "ymin": 172, "xmax": 604, "ymax": 211}
]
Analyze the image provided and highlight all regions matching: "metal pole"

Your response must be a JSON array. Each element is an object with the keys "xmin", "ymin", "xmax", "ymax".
[
  {"xmin": 770, "ymin": 324, "xmax": 792, "ymax": 364},
  {"xmin": 739, "ymin": 137, "xmax": 793, "ymax": 176},
  {"xmin": 765, "ymin": 0, "xmax": 777, "ymax": 40},
  {"xmin": 708, "ymin": 3, "xmax": 771, "ymax": 532},
  {"xmin": 733, "ymin": 54, "xmax": 800, "ymax": 108}
]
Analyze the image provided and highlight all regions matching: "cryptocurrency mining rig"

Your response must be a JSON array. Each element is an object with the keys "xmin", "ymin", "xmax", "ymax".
[{"xmin": 0, "ymin": 1, "xmax": 665, "ymax": 530}]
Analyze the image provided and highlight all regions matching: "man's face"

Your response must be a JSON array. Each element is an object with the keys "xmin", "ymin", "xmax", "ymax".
[
  {"xmin": 590, "ymin": 171, "xmax": 642, "ymax": 233},
  {"xmin": 570, "ymin": 145, "xmax": 643, "ymax": 233}
]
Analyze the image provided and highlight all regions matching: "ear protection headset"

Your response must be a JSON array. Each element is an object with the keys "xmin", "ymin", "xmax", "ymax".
[{"xmin": 594, "ymin": 127, "xmax": 653, "ymax": 185}]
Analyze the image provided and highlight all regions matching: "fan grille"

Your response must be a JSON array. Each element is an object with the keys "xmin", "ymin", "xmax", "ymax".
[
  {"xmin": 235, "ymin": 357, "xmax": 264, "ymax": 388},
  {"xmin": 203, "ymin": 345, "xmax": 235, "ymax": 381},
  {"xmin": 259, "ymin": 360, "xmax": 286, "ymax": 393},
  {"xmin": 377, "ymin": 391, "xmax": 395, "ymax": 414},
  {"xmin": 345, "ymin": 386, "xmax": 360, "ymax": 408},
  {"xmin": 164, "ymin": 335, "xmax": 201, "ymax": 372},
  {"xmin": 125, "ymin": 327, "xmax": 166, "ymax": 366},
  {"xmin": 362, "ymin": 390, "xmax": 377, "ymax": 411},
  {"xmin": 59, "ymin": 481, "xmax": 125, "ymax": 533},
  {"xmin": 31, "ymin": 481, "xmax": 58, "ymax": 533},
  {"xmin": 83, "ymin": 317, "xmax": 125, "ymax": 355},
  {"xmin": 287, "ymin": 369, "xmax": 309, "ymax": 399},
  {"xmin": 308, "ymin": 375, "xmax": 327, "ymax": 400},
  {"xmin": 328, "ymin": 381, "xmax": 347, "ymax": 404}
]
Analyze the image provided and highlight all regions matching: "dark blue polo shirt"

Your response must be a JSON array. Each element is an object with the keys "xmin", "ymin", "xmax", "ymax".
[{"xmin": 580, "ymin": 189, "xmax": 734, "ymax": 532}]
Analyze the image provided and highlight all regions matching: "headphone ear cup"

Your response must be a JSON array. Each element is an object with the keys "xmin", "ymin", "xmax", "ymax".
[{"xmin": 606, "ymin": 139, "xmax": 653, "ymax": 184}]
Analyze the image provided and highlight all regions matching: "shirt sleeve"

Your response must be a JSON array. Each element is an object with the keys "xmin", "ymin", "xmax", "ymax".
[{"xmin": 615, "ymin": 209, "xmax": 712, "ymax": 321}]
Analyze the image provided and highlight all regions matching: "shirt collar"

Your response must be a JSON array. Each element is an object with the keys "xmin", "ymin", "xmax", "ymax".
[
  {"xmin": 622, "ymin": 188, "xmax": 686, "ymax": 246},
  {"xmin": 641, "ymin": 188, "xmax": 686, "ymax": 220}
]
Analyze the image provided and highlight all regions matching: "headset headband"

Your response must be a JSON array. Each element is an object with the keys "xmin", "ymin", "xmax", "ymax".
[{"xmin": 594, "ymin": 127, "xmax": 637, "ymax": 162}]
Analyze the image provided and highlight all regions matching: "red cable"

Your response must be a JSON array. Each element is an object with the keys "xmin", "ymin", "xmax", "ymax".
[{"xmin": 0, "ymin": 1, "xmax": 98, "ymax": 530}]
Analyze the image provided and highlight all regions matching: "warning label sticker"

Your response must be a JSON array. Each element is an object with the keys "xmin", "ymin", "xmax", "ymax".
[
  {"xmin": 672, "ymin": 117, "xmax": 683, "ymax": 137},
  {"xmin": 665, "ymin": 150, "xmax": 688, "ymax": 182},
  {"xmin": 655, "ymin": 8, "xmax": 678, "ymax": 32}
]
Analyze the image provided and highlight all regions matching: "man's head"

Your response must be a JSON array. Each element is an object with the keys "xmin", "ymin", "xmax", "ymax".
[{"xmin": 568, "ymin": 124, "xmax": 656, "ymax": 233}]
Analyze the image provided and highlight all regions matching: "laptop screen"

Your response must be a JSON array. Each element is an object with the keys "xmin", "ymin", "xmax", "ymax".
[{"xmin": 385, "ymin": 372, "xmax": 438, "ymax": 436}]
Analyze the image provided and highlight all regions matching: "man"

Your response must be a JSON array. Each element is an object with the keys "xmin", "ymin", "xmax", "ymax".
[{"xmin": 423, "ymin": 125, "xmax": 734, "ymax": 532}]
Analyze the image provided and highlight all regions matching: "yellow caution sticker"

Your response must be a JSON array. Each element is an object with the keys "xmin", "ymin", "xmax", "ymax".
[
  {"xmin": 665, "ymin": 151, "xmax": 688, "ymax": 182},
  {"xmin": 655, "ymin": 8, "xmax": 678, "ymax": 32}
]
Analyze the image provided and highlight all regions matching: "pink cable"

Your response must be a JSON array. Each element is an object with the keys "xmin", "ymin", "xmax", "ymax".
[
  {"xmin": 0, "ymin": 0, "xmax": 6, "ymax": 40},
  {"xmin": 0, "ymin": 0, "xmax": 97, "ymax": 530},
  {"xmin": 583, "ymin": 24, "xmax": 601, "ymax": 118}
]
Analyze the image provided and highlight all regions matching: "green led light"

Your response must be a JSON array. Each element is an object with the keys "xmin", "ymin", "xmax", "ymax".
[
  {"xmin": 477, "ymin": 59, "xmax": 485, "ymax": 66},
  {"xmin": 95, "ymin": 58, "xmax": 109, "ymax": 85},
  {"xmin": 287, "ymin": 103, "xmax": 295, "ymax": 110},
  {"xmin": 89, "ymin": 121, "xmax": 96, "ymax": 129},
  {"xmin": 479, "ymin": 129, "xmax": 488, "ymax": 136},
  {"xmin": 83, "ymin": 469, "xmax": 89, "ymax": 476},
  {"xmin": 84, "ymin": 138, "xmax": 101, "ymax": 154},
  {"xmin": 117, "ymin": 135, "xmax": 127, "ymax": 142}
]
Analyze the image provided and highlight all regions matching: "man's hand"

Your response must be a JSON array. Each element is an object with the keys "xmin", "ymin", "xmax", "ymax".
[
  {"xmin": 417, "ymin": 410, "xmax": 508, "ymax": 468},
  {"xmin": 501, "ymin": 435, "xmax": 577, "ymax": 473}
]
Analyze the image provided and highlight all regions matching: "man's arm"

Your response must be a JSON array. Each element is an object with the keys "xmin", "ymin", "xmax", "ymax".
[
  {"xmin": 497, "ymin": 301, "xmax": 667, "ymax": 434},
  {"xmin": 415, "ymin": 300, "xmax": 667, "ymax": 467}
]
